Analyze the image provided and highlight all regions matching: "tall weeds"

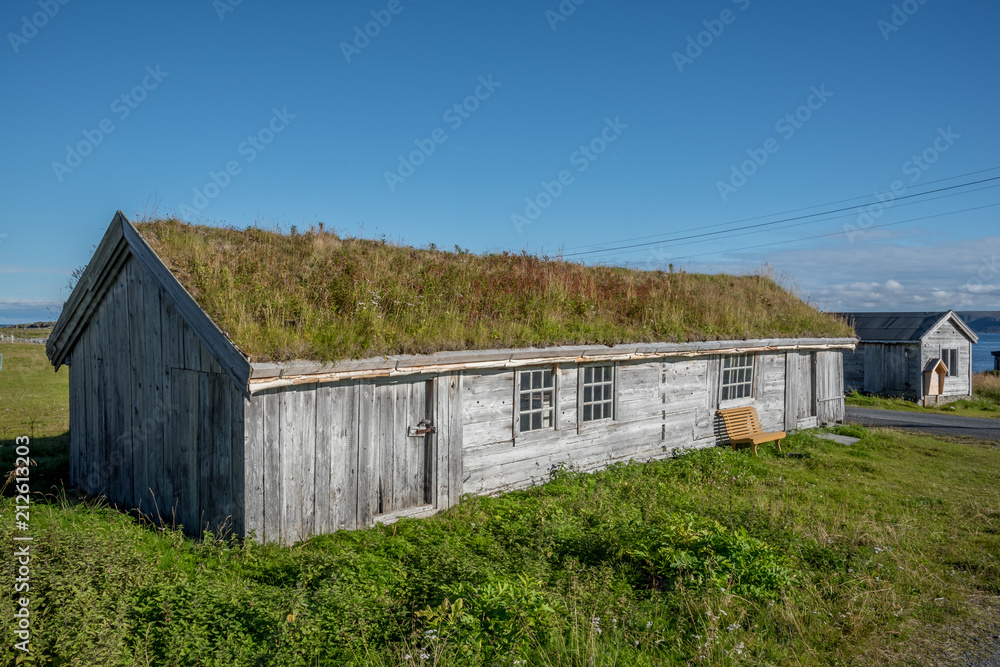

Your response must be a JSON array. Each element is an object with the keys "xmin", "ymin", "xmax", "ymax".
[{"xmin": 136, "ymin": 219, "xmax": 852, "ymax": 362}]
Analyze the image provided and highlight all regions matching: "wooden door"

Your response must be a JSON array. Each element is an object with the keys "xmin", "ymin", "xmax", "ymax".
[
  {"xmin": 797, "ymin": 352, "xmax": 817, "ymax": 420},
  {"xmin": 785, "ymin": 351, "xmax": 818, "ymax": 431},
  {"xmin": 373, "ymin": 378, "xmax": 435, "ymax": 516}
]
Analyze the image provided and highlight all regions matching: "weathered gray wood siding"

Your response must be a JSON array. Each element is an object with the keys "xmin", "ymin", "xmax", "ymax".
[
  {"xmin": 843, "ymin": 348, "xmax": 864, "ymax": 392},
  {"xmin": 860, "ymin": 343, "xmax": 918, "ymax": 398},
  {"xmin": 244, "ymin": 373, "xmax": 464, "ymax": 544},
  {"xmin": 462, "ymin": 351, "xmax": 796, "ymax": 497},
  {"xmin": 816, "ymin": 350, "xmax": 845, "ymax": 424},
  {"xmin": 68, "ymin": 256, "xmax": 245, "ymax": 536},
  {"xmin": 921, "ymin": 320, "xmax": 972, "ymax": 396}
]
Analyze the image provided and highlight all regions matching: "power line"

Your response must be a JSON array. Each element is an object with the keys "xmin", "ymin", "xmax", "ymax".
[
  {"xmin": 587, "ymin": 182, "xmax": 1000, "ymax": 262},
  {"xmin": 661, "ymin": 202, "xmax": 1000, "ymax": 264},
  {"xmin": 559, "ymin": 165, "xmax": 1000, "ymax": 254},
  {"xmin": 561, "ymin": 175, "xmax": 1000, "ymax": 259}
]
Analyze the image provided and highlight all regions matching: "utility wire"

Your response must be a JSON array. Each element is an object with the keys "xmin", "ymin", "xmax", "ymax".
[
  {"xmin": 659, "ymin": 202, "xmax": 1000, "ymax": 263},
  {"xmin": 561, "ymin": 175, "xmax": 1000, "ymax": 259},
  {"xmin": 586, "ymin": 182, "xmax": 1000, "ymax": 261},
  {"xmin": 559, "ymin": 165, "xmax": 1000, "ymax": 254}
]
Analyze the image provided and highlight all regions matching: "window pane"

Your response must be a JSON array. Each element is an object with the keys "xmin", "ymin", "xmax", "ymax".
[
  {"xmin": 520, "ymin": 394, "xmax": 531, "ymax": 412},
  {"xmin": 520, "ymin": 412, "xmax": 530, "ymax": 432},
  {"xmin": 603, "ymin": 403, "xmax": 613, "ymax": 419},
  {"xmin": 584, "ymin": 367, "xmax": 592, "ymax": 383},
  {"xmin": 544, "ymin": 370, "xmax": 553, "ymax": 388},
  {"xmin": 594, "ymin": 366, "xmax": 604, "ymax": 382},
  {"xmin": 532, "ymin": 412, "xmax": 541, "ymax": 431},
  {"xmin": 594, "ymin": 385, "xmax": 604, "ymax": 402},
  {"xmin": 583, "ymin": 405, "xmax": 592, "ymax": 422},
  {"xmin": 521, "ymin": 374, "xmax": 530, "ymax": 392},
  {"xmin": 532, "ymin": 393, "xmax": 542, "ymax": 410}
]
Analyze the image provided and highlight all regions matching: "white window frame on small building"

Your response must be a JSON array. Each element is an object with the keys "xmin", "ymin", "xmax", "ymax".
[
  {"xmin": 941, "ymin": 347, "xmax": 959, "ymax": 377},
  {"xmin": 719, "ymin": 353, "xmax": 756, "ymax": 405},
  {"xmin": 515, "ymin": 367, "xmax": 559, "ymax": 438},
  {"xmin": 577, "ymin": 363, "xmax": 617, "ymax": 431}
]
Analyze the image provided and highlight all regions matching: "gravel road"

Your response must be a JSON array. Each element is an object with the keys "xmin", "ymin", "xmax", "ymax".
[{"xmin": 845, "ymin": 407, "xmax": 1000, "ymax": 441}]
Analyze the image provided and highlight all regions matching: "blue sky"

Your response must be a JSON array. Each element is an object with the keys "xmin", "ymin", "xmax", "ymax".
[{"xmin": 2, "ymin": 0, "xmax": 999, "ymax": 324}]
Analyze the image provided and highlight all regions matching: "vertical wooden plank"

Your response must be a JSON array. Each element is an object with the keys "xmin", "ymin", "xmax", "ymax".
[
  {"xmin": 116, "ymin": 276, "xmax": 135, "ymax": 508},
  {"xmin": 211, "ymin": 373, "xmax": 233, "ymax": 534},
  {"xmin": 300, "ymin": 387, "xmax": 317, "ymax": 539},
  {"xmin": 108, "ymin": 277, "xmax": 125, "ymax": 506},
  {"xmin": 101, "ymin": 282, "xmax": 120, "ymax": 505},
  {"xmin": 78, "ymin": 327, "xmax": 92, "ymax": 494},
  {"xmin": 314, "ymin": 384, "xmax": 333, "ymax": 535},
  {"xmin": 401, "ymin": 381, "xmax": 420, "ymax": 508},
  {"xmin": 435, "ymin": 375, "xmax": 449, "ymax": 511},
  {"xmin": 127, "ymin": 261, "xmax": 148, "ymax": 512},
  {"xmin": 784, "ymin": 352, "xmax": 799, "ymax": 432},
  {"xmin": 243, "ymin": 393, "xmax": 265, "ymax": 541},
  {"xmin": 340, "ymin": 384, "xmax": 359, "ymax": 531},
  {"xmin": 141, "ymin": 279, "xmax": 166, "ymax": 518},
  {"xmin": 376, "ymin": 383, "xmax": 394, "ymax": 513},
  {"xmin": 280, "ymin": 388, "xmax": 301, "ymax": 544},
  {"xmin": 356, "ymin": 380, "xmax": 375, "ymax": 528},
  {"xmin": 706, "ymin": 355, "xmax": 721, "ymax": 409},
  {"xmin": 68, "ymin": 359, "xmax": 79, "ymax": 487},
  {"xmin": 196, "ymin": 371, "xmax": 213, "ymax": 535},
  {"xmin": 230, "ymin": 387, "xmax": 245, "ymax": 537},
  {"xmin": 162, "ymin": 300, "xmax": 184, "ymax": 526},
  {"xmin": 92, "ymin": 295, "xmax": 108, "ymax": 500},
  {"xmin": 447, "ymin": 373, "xmax": 464, "ymax": 510},
  {"xmin": 262, "ymin": 391, "xmax": 282, "ymax": 543}
]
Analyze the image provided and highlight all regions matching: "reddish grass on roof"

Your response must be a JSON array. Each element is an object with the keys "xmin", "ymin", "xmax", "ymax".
[{"xmin": 135, "ymin": 219, "xmax": 854, "ymax": 362}]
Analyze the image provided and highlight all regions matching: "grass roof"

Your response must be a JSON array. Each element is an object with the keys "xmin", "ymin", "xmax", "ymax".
[{"xmin": 135, "ymin": 219, "xmax": 853, "ymax": 363}]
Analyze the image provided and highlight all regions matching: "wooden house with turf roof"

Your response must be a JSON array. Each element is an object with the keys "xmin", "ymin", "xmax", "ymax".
[{"xmin": 47, "ymin": 212, "xmax": 857, "ymax": 543}]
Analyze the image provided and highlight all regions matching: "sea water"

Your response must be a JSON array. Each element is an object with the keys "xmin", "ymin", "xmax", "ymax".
[{"xmin": 972, "ymin": 332, "xmax": 1000, "ymax": 373}]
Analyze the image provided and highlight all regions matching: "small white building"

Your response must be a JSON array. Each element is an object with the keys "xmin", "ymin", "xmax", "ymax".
[{"xmin": 840, "ymin": 311, "xmax": 978, "ymax": 405}]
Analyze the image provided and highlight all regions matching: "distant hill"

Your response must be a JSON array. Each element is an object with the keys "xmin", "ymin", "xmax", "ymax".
[{"xmin": 959, "ymin": 312, "xmax": 1000, "ymax": 334}]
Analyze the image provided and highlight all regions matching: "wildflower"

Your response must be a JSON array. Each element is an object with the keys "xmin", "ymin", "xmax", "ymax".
[
  {"xmin": 727, "ymin": 623, "xmax": 739, "ymax": 632},
  {"xmin": 646, "ymin": 621, "xmax": 653, "ymax": 629},
  {"xmin": 404, "ymin": 656, "xmax": 412, "ymax": 661},
  {"xmin": 420, "ymin": 653, "xmax": 430, "ymax": 660}
]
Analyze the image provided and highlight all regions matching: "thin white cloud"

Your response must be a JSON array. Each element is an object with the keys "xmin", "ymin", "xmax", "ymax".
[
  {"xmin": 0, "ymin": 299, "xmax": 64, "ymax": 311},
  {"xmin": 690, "ymin": 234, "xmax": 1000, "ymax": 311}
]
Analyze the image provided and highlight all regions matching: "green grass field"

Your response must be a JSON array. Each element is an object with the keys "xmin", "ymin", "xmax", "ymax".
[{"xmin": 2, "ymin": 345, "xmax": 1000, "ymax": 665}]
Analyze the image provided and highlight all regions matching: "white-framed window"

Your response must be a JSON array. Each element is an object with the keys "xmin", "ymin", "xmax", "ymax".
[
  {"xmin": 941, "ymin": 348, "xmax": 959, "ymax": 377},
  {"xmin": 721, "ymin": 353, "xmax": 755, "ymax": 401},
  {"xmin": 580, "ymin": 364, "xmax": 615, "ymax": 423},
  {"xmin": 518, "ymin": 368, "xmax": 556, "ymax": 433}
]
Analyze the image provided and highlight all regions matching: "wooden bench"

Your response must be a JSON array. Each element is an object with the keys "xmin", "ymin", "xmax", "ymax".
[{"xmin": 717, "ymin": 406, "xmax": 785, "ymax": 455}]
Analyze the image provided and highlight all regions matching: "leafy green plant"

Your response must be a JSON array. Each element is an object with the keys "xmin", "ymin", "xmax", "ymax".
[{"xmin": 610, "ymin": 512, "xmax": 794, "ymax": 599}]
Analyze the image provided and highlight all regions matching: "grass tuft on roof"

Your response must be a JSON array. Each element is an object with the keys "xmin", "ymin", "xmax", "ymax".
[{"xmin": 135, "ymin": 219, "xmax": 854, "ymax": 363}]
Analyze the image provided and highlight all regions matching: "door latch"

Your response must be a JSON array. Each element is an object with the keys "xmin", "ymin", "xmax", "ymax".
[{"xmin": 407, "ymin": 419, "xmax": 436, "ymax": 437}]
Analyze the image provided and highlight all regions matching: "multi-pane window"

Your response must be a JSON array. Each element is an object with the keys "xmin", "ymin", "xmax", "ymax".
[
  {"xmin": 582, "ymin": 365, "xmax": 614, "ymax": 422},
  {"xmin": 942, "ymin": 348, "xmax": 959, "ymax": 377},
  {"xmin": 721, "ymin": 353, "xmax": 754, "ymax": 401},
  {"xmin": 519, "ymin": 369, "xmax": 555, "ymax": 432}
]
